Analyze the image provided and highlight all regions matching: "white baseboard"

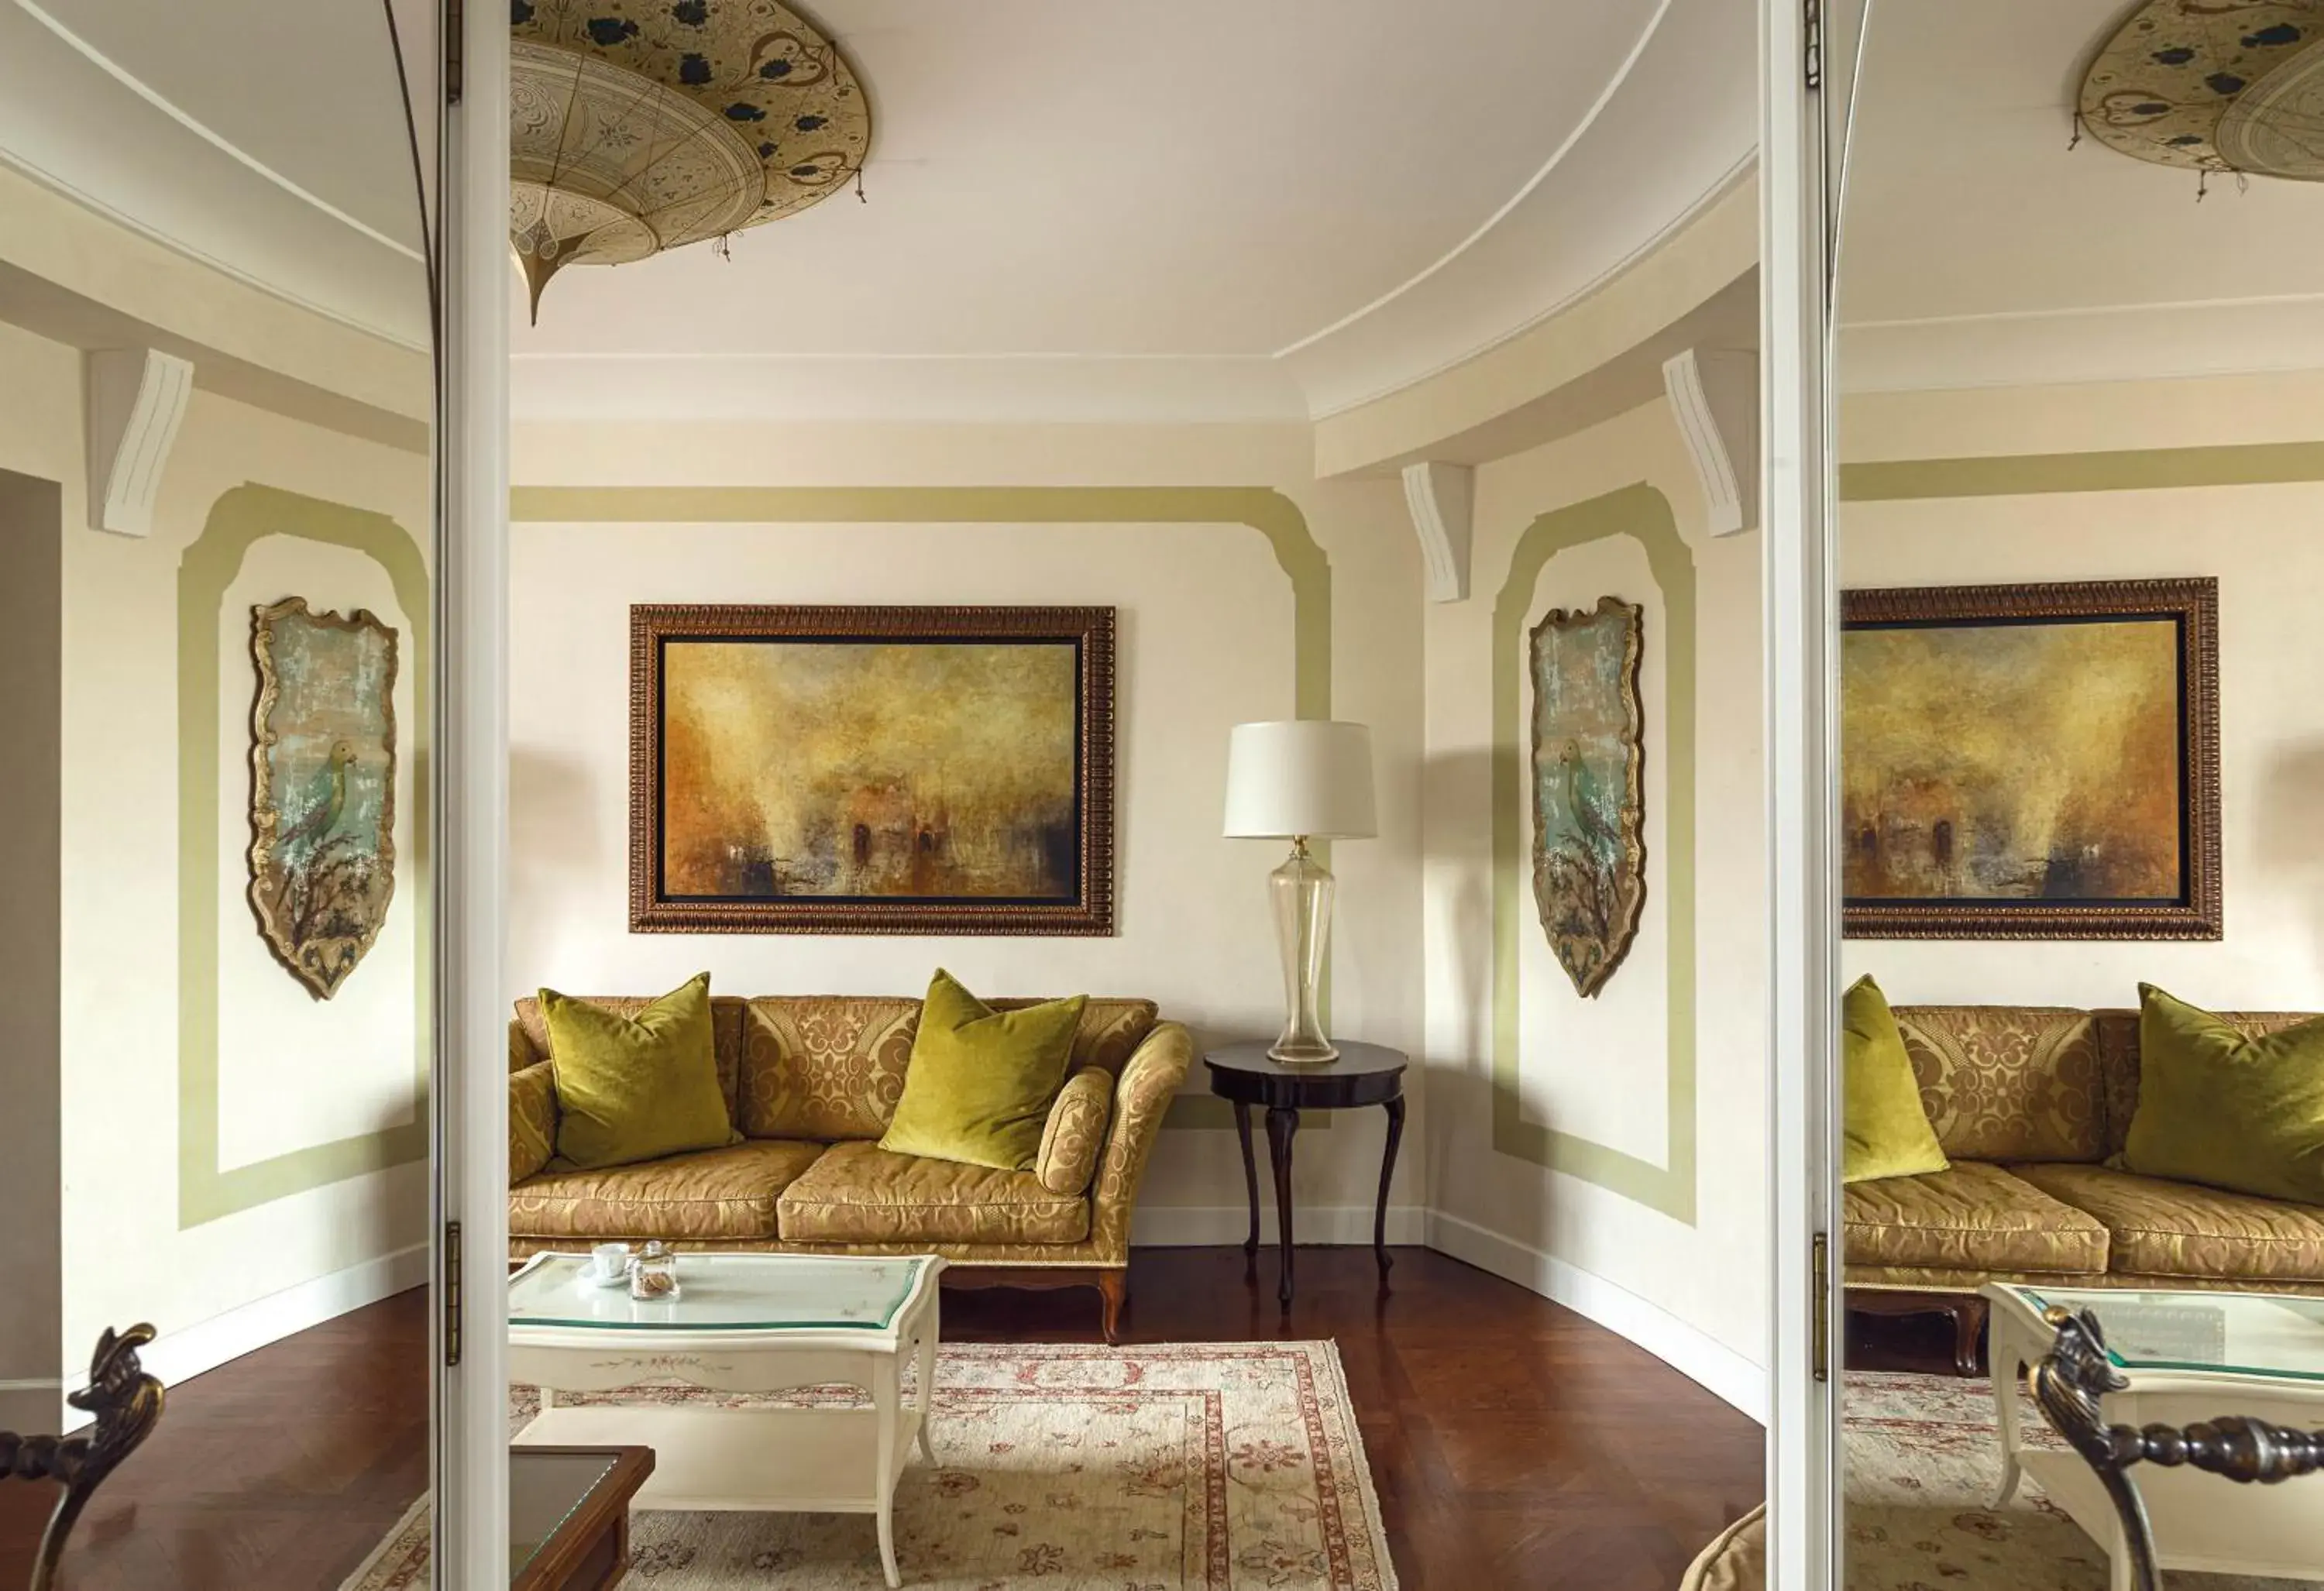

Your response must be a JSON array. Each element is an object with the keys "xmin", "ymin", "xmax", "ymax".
[
  {"xmin": 1426, "ymin": 1209, "xmax": 1768, "ymax": 1422},
  {"xmin": 62, "ymin": 1243, "xmax": 429, "ymax": 1428},
  {"xmin": 0, "ymin": 1380, "xmax": 62, "ymax": 1431},
  {"xmin": 1132, "ymin": 1203, "xmax": 1428, "ymax": 1249}
]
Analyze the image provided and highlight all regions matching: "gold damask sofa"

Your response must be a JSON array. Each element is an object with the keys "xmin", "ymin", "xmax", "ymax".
[
  {"xmin": 1847, "ymin": 1002, "xmax": 2324, "ymax": 1373},
  {"xmin": 506, "ymin": 992, "xmax": 1191, "ymax": 1340}
]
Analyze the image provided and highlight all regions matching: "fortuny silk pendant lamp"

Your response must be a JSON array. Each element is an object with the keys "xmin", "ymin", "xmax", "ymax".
[{"xmin": 1222, "ymin": 721, "xmax": 1377, "ymax": 1064}]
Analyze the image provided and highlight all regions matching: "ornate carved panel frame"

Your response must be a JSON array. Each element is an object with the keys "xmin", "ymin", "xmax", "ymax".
[
  {"xmin": 1528, "ymin": 594, "xmax": 1648, "ymax": 997},
  {"xmin": 1841, "ymin": 577, "xmax": 2220, "ymax": 941},
  {"xmin": 630, "ymin": 603, "xmax": 1116, "ymax": 936},
  {"xmin": 247, "ymin": 596, "xmax": 400, "ymax": 998}
]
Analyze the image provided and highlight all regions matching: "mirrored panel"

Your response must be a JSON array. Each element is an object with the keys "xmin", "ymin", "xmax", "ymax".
[
  {"xmin": 1835, "ymin": 3, "xmax": 2324, "ymax": 1586},
  {"xmin": 0, "ymin": 1, "xmax": 437, "ymax": 1584}
]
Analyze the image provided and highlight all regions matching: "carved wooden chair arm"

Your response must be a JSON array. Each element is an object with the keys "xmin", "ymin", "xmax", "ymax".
[
  {"xmin": 2029, "ymin": 1304, "xmax": 2323, "ymax": 1591},
  {"xmin": 3, "ymin": 1325, "xmax": 164, "ymax": 1591}
]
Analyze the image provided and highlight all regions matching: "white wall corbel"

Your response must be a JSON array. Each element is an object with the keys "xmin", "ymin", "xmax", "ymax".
[
  {"xmin": 84, "ymin": 349, "xmax": 194, "ymax": 538},
  {"xmin": 1401, "ymin": 459, "xmax": 1475, "ymax": 603},
  {"xmin": 1660, "ymin": 347, "xmax": 1758, "ymax": 538}
]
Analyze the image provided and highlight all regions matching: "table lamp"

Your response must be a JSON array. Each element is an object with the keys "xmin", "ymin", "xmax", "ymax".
[{"xmin": 1222, "ymin": 720, "xmax": 1377, "ymax": 1062}]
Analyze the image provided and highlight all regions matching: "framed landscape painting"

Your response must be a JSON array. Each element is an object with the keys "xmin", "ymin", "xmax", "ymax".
[
  {"xmin": 630, "ymin": 603, "xmax": 1116, "ymax": 935},
  {"xmin": 1841, "ymin": 577, "xmax": 2219, "ymax": 940}
]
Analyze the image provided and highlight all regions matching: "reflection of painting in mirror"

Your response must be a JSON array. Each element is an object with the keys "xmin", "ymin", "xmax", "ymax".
[
  {"xmin": 248, "ymin": 596, "xmax": 400, "ymax": 998},
  {"xmin": 1529, "ymin": 595, "xmax": 1646, "ymax": 997},
  {"xmin": 631, "ymin": 604, "xmax": 1116, "ymax": 936},
  {"xmin": 1841, "ymin": 579, "xmax": 2219, "ymax": 940}
]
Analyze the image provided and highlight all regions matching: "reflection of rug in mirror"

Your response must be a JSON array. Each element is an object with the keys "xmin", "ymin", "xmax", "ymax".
[
  {"xmin": 341, "ymin": 1340, "xmax": 1396, "ymax": 1590},
  {"xmin": 1843, "ymin": 1371, "xmax": 2320, "ymax": 1591}
]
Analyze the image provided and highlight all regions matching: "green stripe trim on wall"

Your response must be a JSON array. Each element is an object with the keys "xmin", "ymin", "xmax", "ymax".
[
  {"xmin": 1841, "ymin": 440, "xmax": 2324, "ymax": 502},
  {"xmin": 1490, "ymin": 483, "xmax": 1697, "ymax": 1224},
  {"xmin": 509, "ymin": 484, "xmax": 1334, "ymax": 1133},
  {"xmin": 179, "ymin": 483, "xmax": 432, "ymax": 1229}
]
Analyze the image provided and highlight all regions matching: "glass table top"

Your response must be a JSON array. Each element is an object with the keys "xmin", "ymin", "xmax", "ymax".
[
  {"xmin": 509, "ymin": 1253, "xmax": 927, "ymax": 1332},
  {"xmin": 509, "ymin": 1449, "xmax": 619, "ymax": 1579},
  {"xmin": 2010, "ymin": 1285, "xmax": 2324, "ymax": 1384}
]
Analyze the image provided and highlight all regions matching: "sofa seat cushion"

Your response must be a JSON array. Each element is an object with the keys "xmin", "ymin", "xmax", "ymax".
[
  {"xmin": 777, "ymin": 1140, "xmax": 1090, "ymax": 1245},
  {"xmin": 1844, "ymin": 1160, "xmax": 2109, "ymax": 1275},
  {"xmin": 2007, "ymin": 1161, "xmax": 2324, "ymax": 1283},
  {"xmin": 509, "ymin": 1139, "xmax": 825, "ymax": 1241}
]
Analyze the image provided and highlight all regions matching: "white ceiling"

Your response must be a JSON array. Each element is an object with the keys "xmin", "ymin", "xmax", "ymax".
[
  {"xmin": 0, "ymin": 0, "xmax": 431, "ymax": 350},
  {"xmin": 1838, "ymin": 0, "xmax": 2324, "ymax": 391},
  {"xmin": 511, "ymin": 0, "xmax": 1759, "ymax": 423},
  {"xmin": 0, "ymin": 0, "xmax": 1764, "ymax": 422}
]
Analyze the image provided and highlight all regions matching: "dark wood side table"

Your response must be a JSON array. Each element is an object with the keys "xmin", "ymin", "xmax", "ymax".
[
  {"xmin": 511, "ymin": 1445, "xmax": 655, "ymax": 1591},
  {"xmin": 1204, "ymin": 1041, "xmax": 1407, "ymax": 1309}
]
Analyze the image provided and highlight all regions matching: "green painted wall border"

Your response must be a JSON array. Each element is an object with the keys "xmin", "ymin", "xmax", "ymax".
[
  {"xmin": 507, "ymin": 484, "xmax": 1333, "ymax": 1133},
  {"xmin": 179, "ymin": 483, "xmax": 432, "ymax": 1229},
  {"xmin": 1490, "ymin": 483, "xmax": 1697, "ymax": 1224},
  {"xmin": 1841, "ymin": 440, "xmax": 2324, "ymax": 502}
]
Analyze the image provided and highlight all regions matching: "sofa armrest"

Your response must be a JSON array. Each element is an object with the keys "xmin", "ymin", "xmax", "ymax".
[{"xmin": 1088, "ymin": 1022, "xmax": 1193, "ymax": 1261}]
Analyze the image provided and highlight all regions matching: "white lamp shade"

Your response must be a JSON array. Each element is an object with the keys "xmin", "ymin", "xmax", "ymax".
[{"xmin": 1222, "ymin": 720, "xmax": 1377, "ymax": 840}]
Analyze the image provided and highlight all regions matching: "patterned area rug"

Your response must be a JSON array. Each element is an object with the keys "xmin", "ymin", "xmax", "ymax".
[
  {"xmin": 344, "ymin": 1340, "xmax": 1395, "ymax": 1590},
  {"xmin": 1843, "ymin": 1370, "xmax": 2319, "ymax": 1589}
]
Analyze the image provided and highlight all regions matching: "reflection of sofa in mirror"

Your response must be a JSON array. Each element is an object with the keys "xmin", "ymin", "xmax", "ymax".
[
  {"xmin": 505, "ymin": 992, "xmax": 1192, "ymax": 1342},
  {"xmin": 1844, "ymin": 1002, "xmax": 2324, "ymax": 1374}
]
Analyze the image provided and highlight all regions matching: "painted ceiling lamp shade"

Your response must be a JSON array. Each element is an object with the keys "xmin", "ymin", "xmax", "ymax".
[
  {"xmin": 509, "ymin": 0, "xmax": 871, "ymax": 321},
  {"xmin": 2078, "ymin": 0, "xmax": 2324, "ymax": 182}
]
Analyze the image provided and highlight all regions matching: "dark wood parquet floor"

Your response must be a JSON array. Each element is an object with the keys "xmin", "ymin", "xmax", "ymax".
[{"xmin": 2, "ymin": 1246, "xmax": 1765, "ymax": 1590}]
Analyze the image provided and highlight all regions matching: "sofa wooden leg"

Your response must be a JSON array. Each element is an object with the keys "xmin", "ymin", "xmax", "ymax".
[
  {"xmin": 1951, "ymin": 1296, "xmax": 1989, "ymax": 1378},
  {"xmin": 1097, "ymin": 1270, "xmax": 1126, "ymax": 1345}
]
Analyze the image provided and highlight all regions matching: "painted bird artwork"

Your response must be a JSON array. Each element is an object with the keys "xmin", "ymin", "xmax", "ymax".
[
  {"xmin": 1529, "ymin": 596, "xmax": 1647, "ymax": 998},
  {"xmin": 248, "ymin": 598, "xmax": 399, "ymax": 999}
]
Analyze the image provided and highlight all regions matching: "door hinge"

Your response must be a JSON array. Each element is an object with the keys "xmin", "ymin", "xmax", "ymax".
[
  {"xmin": 445, "ymin": 0, "xmax": 465, "ymax": 106},
  {"xmin": 1803, "ymin": 0, "xmax": 1823, "ymax": 91},
  {"xmin": 1810, "ymin": 1231, "xmax": 1831, "ymax": 1383},
  {"xmin": 444, "ymin": 1220, "xmax": 463, "ymax": 1367}
]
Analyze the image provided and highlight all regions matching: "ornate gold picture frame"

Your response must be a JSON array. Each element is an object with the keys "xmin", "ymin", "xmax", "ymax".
[
  {"xmin": 630, "ymin": 603, "xmax": 1116, "ymax": 936},
  {"xmin": 1841, "ymin": 577, "xmax": 2221, "ymax": 941}
]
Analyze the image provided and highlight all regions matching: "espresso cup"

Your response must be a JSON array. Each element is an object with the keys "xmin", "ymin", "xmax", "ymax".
[{"xmin": 590, "ymin": 1242, "xmax": 631, "ymax": 1280}]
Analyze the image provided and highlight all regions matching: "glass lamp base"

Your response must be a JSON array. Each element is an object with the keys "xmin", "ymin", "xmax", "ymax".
[{"xmin": 1266, "ymin": 838, "xmax": 1338, "ymax": 1064}]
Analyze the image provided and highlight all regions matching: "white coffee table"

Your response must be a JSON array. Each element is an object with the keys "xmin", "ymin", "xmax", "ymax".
[
  {"xmin": 1985, "ymin": 1281, "xmax": 2324, "ymax": 1590},
  {"xmin": 510, "ymin": 1251, "xmax": 944, "ymax": 1589}
]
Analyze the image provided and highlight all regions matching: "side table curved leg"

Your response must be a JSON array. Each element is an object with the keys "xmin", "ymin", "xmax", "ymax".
[
  {"xmin": 1266, "ymin": 1106, "xmax": 1299, "ymax": 1309},
  {"xmin": 1374, "ymin": 1095, "xmax": 1404, "ymax": 1284},
  {"xmin": 1234, "ymin": 1101, "xmax": 1261, "ymax": 1258}
]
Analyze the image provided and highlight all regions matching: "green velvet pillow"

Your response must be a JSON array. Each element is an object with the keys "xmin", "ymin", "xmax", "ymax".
[
  {"xmin": 540, "ymin": 973, "xmax": 737, "ymax": 1170},
  {"xmin": 2123, "ymin": 984, "xmax": 2324, "ymax": 1204},
  {"xmin": 879, "ymin": 970, "xmax": 1087, "ymax": 1173},
  {"xmin": 1842, "ymin": 974, "xmax": 1950, "ymax": 1184}
]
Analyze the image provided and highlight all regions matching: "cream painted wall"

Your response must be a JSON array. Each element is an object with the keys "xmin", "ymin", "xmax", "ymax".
[
  {"xmin": 0, "ymin": 315, "xmax": 430, "ymax": 1397},
  {"xmin": 1422, "ymin": 396, "xmax": 1769, "ymax": 1407},
  {"xmin": 508, "ymin": 422, "xmax": 1426, "ymax": 1231},
  {"xmin": 1839, "ymin": 381, "xmax": 2324, "ymax": 1012}
]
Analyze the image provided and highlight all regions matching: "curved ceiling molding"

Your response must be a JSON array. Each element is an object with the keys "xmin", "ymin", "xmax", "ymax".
[
  {"xmin": 1274, "ymin": 0, "xmax": 1679, "ymax": 362},
  {"xmin": 1282, "ymin": 0, "xmax": 1758, "ymax": 421},
  {"xmin": 15, "ymin": 0, "xmax": 422, "ymax": 263},
  {"xmin": 0, "ymin": 0, "xmax": 430, "ymax": 352}
]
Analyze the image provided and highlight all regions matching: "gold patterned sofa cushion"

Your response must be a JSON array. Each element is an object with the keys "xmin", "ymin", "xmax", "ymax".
[
  {"xmin": 509, "ymin": 1139, "xmax": 823, "ymax": 1241},
  {"xmin": 1890, "ymin": 1005, "xmax": 2107, "ymax": 1162},
  {"xmin": 740, "ymin": 995, "xmax": 1161, "ymax": 1142},
  {"xmin": 2006, "ymin": 1161, "xmax": 2324, "ymax": 1283},
  {"xmin": 776, "ymin": 1139, "xmax": 1090, "ymax": 1245},
  {"xmin": 513, "ymin": 995, "xmax": 746, "ymax": 1127},
  {"xmin": 1035, "ymin": 1068, "xmax": 1113, "ymax": 1196},
  {"xmin": 510, "ymin": 1062, "xmax": 557, "ymax": 1184},
  {"xmin": 1844, "ymin": 1160, "xmax": 2109, "ymax": 1275},
  {"xmin": 741, "ymin": 998, "xmax": 921, "ymax": 1140}
]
